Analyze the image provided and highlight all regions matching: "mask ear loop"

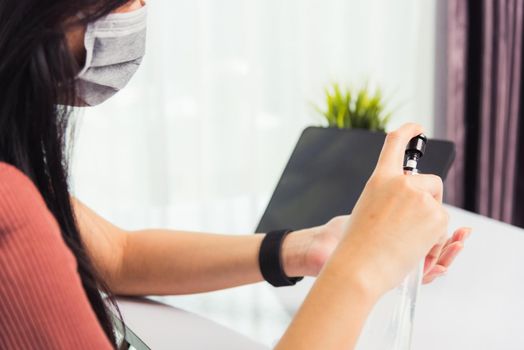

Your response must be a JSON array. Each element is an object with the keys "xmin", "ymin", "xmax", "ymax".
[
  {"xmin": 75, "ymin": 13, "xmax": 95, "ymax": 78},
  {"xmin": 63, "ymin": 12, "xmax": 90, "ymax": 79}
]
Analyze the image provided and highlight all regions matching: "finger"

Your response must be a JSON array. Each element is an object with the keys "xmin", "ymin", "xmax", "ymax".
[
  {"xmin": 424, "ymin": 240, "xmax": 446, "ymax": 273},
  {"xmin": 426, "ymin": 264, "xmax": 447, "ymax": 277},
  {"xmin": 453, "ymin": 227, "xmax": 472, "ymax": 242},
  {"xmin": 375, "ymin": 123, "xmax": 425, "ymax": 175},
  {"xmin": 409, "ymin": 174, "xmax": 444, "ymax": 203},
  {"xmin": 436, "ymin": 241, "xmax": 464, "ymax": 268},
  {"xmin": 442, "ymin": 234, "xmax": 457, "ymax": 251},
  {"xmin": 424, "ymin": 254, "xmax": 438, "ymax": 274},
  {"xmin": 423, "ymin": 265, "xmax": 447, "ymax": 284},
  {"xmin": 442, "ymin": 227, "xmax": 471, "ymax": 251}
]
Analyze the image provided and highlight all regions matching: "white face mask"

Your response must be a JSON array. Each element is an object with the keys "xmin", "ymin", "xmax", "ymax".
[{"xmin": 76, "ymin": 6, "xmax": 147, "ymax": 106}]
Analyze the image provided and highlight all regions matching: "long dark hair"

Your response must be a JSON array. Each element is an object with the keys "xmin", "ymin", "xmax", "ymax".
[{"xmin": 0, "ymin": 0, "xmax": 131, "ymax": 346}]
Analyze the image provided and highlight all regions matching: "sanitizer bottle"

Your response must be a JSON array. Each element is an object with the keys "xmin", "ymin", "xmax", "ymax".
[{"xmin": 355, "ymin": 134, "xmax": 428, "ymax": 350}]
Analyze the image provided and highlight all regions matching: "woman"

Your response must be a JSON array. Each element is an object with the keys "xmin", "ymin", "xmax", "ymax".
[{"xmin": 0, "ymin": 0, "xmax": 470, "ymax": 348}]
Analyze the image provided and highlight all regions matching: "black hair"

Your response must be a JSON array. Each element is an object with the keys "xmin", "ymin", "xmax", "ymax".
[{"xmin": 0, "ymin": 0, "xmax": 131, "ymax": 346}]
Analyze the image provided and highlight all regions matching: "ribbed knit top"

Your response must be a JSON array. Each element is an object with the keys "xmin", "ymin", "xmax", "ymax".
[{"xmin": 0, "ymin": 163, "xmax": 112, "ymax": 349}]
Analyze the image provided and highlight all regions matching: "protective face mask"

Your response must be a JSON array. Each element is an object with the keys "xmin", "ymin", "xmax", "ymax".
[{"xmin": 76, "ymin": 5, "xmax": 147, "ymax": 106}]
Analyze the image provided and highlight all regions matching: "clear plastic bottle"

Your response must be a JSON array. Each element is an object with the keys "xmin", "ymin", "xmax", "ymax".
[
  {"xmin": 356, "ymin": 134, "xmax": 427, "ymax": 350},
  {"xmin": 355, "ymin": 264, "xmax": 423, "ymax": 350}
]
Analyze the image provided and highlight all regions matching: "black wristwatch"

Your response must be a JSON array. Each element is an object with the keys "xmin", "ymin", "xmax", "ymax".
[{"xmin": 258, "ymin": 229, "xmax": 304, "ymax": 287}]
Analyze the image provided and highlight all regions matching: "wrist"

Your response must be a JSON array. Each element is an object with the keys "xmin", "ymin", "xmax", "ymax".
[
  {"xmin": 280, "ymin": 229, "xmax": 310, "ymax": 278},
  {"xmin": 281, "ymin": 227, "xmax": 331, "ymax": 277},
  {"xmin": 333, "ymin": 236, "xmax": 390, "ymax": 300},
  {"xmin": 322, "ymin": 255, "xmax": 382, "ymax": 311}
]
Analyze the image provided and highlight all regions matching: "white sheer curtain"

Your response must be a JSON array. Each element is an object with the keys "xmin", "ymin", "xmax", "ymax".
[{"xmin": 70, "ymin": 0, "xmax": 438, "ymax": 233}]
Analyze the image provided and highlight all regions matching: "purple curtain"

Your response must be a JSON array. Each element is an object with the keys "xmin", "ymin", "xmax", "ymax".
[
  {"xmin": 446, "ymin": 1, "xmax": 468, "ymax": 207},
  {"xmin": 446, "ymin": 0, "xmax": 524, "ymax": 225}
]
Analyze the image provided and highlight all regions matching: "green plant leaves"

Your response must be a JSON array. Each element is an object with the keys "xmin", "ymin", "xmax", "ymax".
[{"xmin": 317, "ymin": 83, "xmax": 391, "ymax": 132}]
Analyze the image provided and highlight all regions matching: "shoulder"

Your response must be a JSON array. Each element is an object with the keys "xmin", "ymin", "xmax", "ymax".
[
  {"xmin": 0, "ymin": 162, "xmax": 39, "ymax": 195},
  {"xmin": 0, "ymin": 163, "xmax": 111, "ymax": 349},
  {"xmin": 0, "ymin": 161, "xmax": 77, "ymax": 273},
  {"xmin": 0, "ymin": 162, "xmax": 55, "ymax": 232}
]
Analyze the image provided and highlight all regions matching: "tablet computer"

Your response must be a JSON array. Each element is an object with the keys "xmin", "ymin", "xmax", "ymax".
[{"xmin": 256, "ymin": 127, "xmax": 455, "ymax": 232}]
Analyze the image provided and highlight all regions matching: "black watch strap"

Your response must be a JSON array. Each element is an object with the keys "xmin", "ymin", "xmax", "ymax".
[{"xmin": 258, "ymin": 229, "xmax": 304, "ymax": 287}]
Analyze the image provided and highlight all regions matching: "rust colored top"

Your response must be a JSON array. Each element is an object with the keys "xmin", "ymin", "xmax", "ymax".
[{"xmin": 0, "ymin": 163, "xmax": 112, "ymax": 349}]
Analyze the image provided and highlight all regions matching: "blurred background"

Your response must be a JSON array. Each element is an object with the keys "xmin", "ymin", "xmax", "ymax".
[
  {"xmin": 69, "ymin": 0, "xmax": 523, "ymax": 232},
  {"xmin": 70, "ymin": 0, "xmax": 438, "ymax": 233}
]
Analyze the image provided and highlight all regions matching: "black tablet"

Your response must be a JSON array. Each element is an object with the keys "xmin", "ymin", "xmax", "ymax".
[{"xmin": 256, "ymin": 127, "xmax": 455, "ymax": 232}]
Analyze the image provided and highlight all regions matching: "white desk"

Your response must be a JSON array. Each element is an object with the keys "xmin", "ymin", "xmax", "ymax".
[
  {"xmin": 118, "ymin": 206, "xmax": 524, "ymax": 349},
  {"xmin": 116, "ymin": 297, "xmax": 268, "ymax": 349}
]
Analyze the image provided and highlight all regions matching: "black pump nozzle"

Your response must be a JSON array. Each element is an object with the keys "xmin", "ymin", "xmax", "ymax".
[
  {"xmin": 406, "ymin": 134, "xmax": 427, "ymax": 159},
  {"xmin": 404, "ymin": 134, "xmax": 427, "ymax": 173}
]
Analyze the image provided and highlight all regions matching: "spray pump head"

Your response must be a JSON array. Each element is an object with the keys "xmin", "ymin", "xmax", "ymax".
[{"xmin": 404, "ymin": 134, "xmax": 427, "ymax": 173}]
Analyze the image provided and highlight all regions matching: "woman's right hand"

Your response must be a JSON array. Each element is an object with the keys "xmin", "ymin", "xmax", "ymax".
[
  {"xmin": 338, "ymin": 123, "xmax": 449, "ymax": 298},
  {"xmin": 277, "ymin": 123, "xmax": 464, "ymax": 350}
]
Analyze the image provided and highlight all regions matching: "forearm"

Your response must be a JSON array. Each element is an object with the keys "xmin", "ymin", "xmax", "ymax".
[
  {"xmin": 276, "ymin": 239, "xmax": 379, "ymax": 349},
  {"xmin": 114, "ymin": 230, "xmax": 263, "ymax": 295},
  {"xmin": 73, "ymin": 198, "xmax": 320, "ymax": 296},
  {"xmin": 111, "ymin": 228, "xmax": 310, "ymax": 296}
]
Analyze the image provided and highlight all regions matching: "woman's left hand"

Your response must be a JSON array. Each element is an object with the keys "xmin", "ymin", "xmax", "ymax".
[
  {"xmin": 283, "ymin": 216, "xmax": 471, "ymax": 284},
  {"xmin": 421, "ymin": 226, "xmax": 471, "ymax": 283}
]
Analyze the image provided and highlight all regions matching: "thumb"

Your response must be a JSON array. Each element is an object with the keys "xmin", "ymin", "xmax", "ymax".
[{"xmin": 374, "ymin": 123, "xmax": 425, "ymax": 176}]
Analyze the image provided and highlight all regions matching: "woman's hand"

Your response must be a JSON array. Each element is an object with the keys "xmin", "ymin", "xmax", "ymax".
[
  {"xmin": 277, "ymin": 124, "xmax": 469, "ymax": 349},
  {"xmin": 330, "ymin": 123, "xmax": 455, "ymax": 295},
  {"xmin": 422, "ymin": 226, "xmax": 470, "ymax": 283},
  {"xmin": 282, "ymin": 123, "xmax": 470, "ymax": 292},
  {"xmin": 285, "ymin": 217, "xmax": 470, "ymax": 284}
]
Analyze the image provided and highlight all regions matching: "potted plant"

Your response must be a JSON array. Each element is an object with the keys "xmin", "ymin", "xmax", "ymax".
[{"xmin": 317, "ymin": 83, "xmax": 392, "ymax": 132}]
